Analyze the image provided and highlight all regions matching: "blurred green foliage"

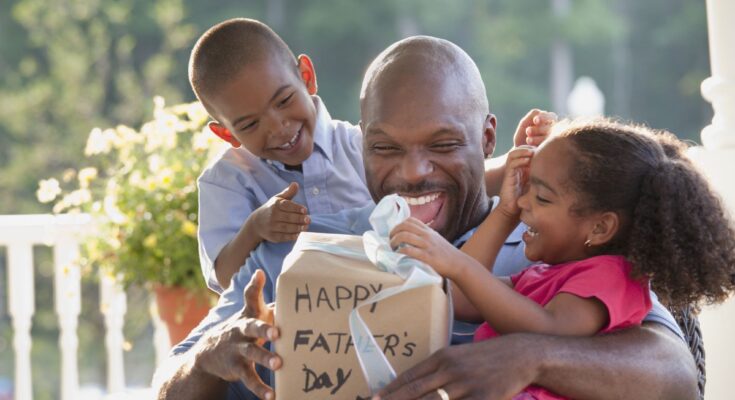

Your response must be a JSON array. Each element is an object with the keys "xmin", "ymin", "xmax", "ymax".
[{"xmin": 0, "ymin": 0, "xmax": 711, "ymax": 397}]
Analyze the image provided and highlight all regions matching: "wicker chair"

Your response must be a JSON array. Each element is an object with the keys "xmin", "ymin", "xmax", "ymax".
[{"xmin": 671, "ymin": 305, "xmax": 706, "ymax": 400}]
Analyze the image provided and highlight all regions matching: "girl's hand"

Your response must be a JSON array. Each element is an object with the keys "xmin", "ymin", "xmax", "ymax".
[
  {"xmin": 513, "ymin": 109, "xmax": 557, "ymax": 147},
  {"xmin": 389, "ymin": 217, "xmax": 465, "ymax": 279},
  {"xmin": 497, "ymin": 147, "xmax": 534, "ymax": 219}
]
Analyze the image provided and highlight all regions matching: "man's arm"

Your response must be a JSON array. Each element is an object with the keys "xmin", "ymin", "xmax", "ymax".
[{"xmin": 377, "ymin": 322, "xmax": 698, "ymax": 400}]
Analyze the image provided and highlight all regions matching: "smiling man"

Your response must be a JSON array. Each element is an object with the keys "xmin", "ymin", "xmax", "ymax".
[
  {"xmin": 359, "ymin": 39, "xmax": 494, "ymax": 242},
  {"xmin": 154, "ymin": 36, "xmax": 697, "ymax": 400}
]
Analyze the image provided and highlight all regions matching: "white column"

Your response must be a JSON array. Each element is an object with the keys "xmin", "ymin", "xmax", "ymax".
[
  {"xmin": 54, "ymin": 237, "xmax": 81, "ymax": 400},
  {"xmin": 8, "ymin": 241, "xmax": 35, "ymax": 400},
  {"xmin": 688, "ymin": 2, "xmax": 735, "ymax": 400},
  {"xmin": 100, "ymin": 272, "xmax": 127, "ymax": 393}
]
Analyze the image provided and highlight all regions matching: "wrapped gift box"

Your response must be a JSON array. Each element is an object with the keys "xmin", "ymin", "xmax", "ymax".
[{"xmin": 274, "ymin": 231, "xmax": 450, "ymax": 399}]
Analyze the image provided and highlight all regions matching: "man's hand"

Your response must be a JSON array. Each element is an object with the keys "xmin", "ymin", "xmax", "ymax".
[
  {"xmin": 193, "ymin": 270, "xmax": 281, "ymax": 400},
  {"xmin": 513, "ymin": 109, "xmax": 557, "ymax": 147},
  {"xmin": 374, "ymin": 334, "xmax": 539, "ymax": 400},
  {"xmin": 252, "ymin": 182, "xmax": 310, "ymax": 243}
]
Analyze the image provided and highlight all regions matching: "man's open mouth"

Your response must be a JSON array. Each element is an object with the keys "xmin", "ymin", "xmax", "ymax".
[{"xmin": 401, "ymin": 192, "xmax": 444, "ymax": 226}]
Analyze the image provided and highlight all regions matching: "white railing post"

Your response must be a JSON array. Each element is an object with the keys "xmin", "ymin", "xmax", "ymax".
[
  {"xmin": 149, "ymin": 298, "xmax": 172, "ymax": 368},
  {"xmin": 7, "ymin": 241, "xmax": 35, "ymax": 400},
  {"xmin": 688, "ymin": 2, "xmax": 735, "ymax": 400},
  {"xmin": 53, "ymin": 235, "xmax": 82, "ymax": 400},
  {"xmin": 100, "ymin": 272, "xmax": 127, "ymax": 393}
]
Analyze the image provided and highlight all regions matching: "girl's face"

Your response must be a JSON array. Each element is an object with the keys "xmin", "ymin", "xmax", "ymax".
[{"xmin": 517, "ymin": 138, "xmax": 599, "ymax": 264}]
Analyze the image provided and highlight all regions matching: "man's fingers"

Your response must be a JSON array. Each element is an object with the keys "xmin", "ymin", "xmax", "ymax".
[
  {"xmin": 379, "ymin": 369, "xmax": 450, "ymax": 400},
  {"xmin": 378, "ymin": 351, "xmax": 442, "ymax": 397},
  {"xmin": 240, "ymin": 317, "xmax": 276, "ymax": 341},
  {"xmin": 237, "ymin": 339, "xmax": 281, "ymax": 369},
  {"xmin": 275, "ymin": 182, "xmax": 300, "ymax": 201},
  {"xmin": 239, "ymin": 361, "xmax": 275, "ymax": 400},
  {"xmin": 243, "ymin": 270, "xmax": 266, "ymax": 318}
]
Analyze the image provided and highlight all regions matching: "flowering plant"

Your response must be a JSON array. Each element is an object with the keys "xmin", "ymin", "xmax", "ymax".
[{"xmin": 38, "ymin": 97, "xmax": 225, "ymax": 292}]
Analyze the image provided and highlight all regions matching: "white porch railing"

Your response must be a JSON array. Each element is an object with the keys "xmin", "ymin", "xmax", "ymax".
[{"xmin": 0, "ymin": 214, "xmax": 169, "ymax": 400}]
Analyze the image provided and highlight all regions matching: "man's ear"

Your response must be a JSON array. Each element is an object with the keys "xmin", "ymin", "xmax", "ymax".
[
  {"xmin": 586, "ymin": 211, "xmax": 620, "ymax": 247},
  {"xmin": 208, "ymin": 121, "xmax": 241, "ymax": 148},
  {"xmin": 297, "ymin": 54, "xmax": 318, "ymax": 95},
  {"xmin": 482, "ymin": 114, "xmax": 497, "ymax": 158}
]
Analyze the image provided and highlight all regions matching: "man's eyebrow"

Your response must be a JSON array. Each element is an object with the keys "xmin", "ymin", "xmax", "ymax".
[
  {"xmin": 231, "ymin": 84, "xmax": 291, "ymax": 127},
  {"xmin": 530, "ymin": 176, "xmax": 558, "ymax": 195},
  {"xmin": 364, "ymin": 127, "xmax": 387, "ymax": 138}
]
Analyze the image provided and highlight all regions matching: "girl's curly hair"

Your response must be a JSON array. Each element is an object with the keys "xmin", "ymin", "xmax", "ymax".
[{"xmin": 556, "ymin": 118, "xmax": 735, "ymax": 309}]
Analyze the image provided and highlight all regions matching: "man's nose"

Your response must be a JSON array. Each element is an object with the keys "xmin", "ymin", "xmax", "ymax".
[{"xmin": 398, "ymin": 152, "xmax": 434, "ymax": 184}]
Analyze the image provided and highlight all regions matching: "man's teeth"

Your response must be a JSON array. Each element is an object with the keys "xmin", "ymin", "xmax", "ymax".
[
  {"xmin": 527, "ymin": 227, "xmax": 538, "ymax": 237},
  {"xmin": 277, "ymin": 131, "xmax": 300, "ymax": 149},
  {"xmin": 403, "ymin": 193, "xmax": 440, "ymax": 205}
]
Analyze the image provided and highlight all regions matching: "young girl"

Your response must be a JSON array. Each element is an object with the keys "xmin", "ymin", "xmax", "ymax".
[{"xmin": 389, "ymin": 118, "xmax": 735, "ymax": 400}]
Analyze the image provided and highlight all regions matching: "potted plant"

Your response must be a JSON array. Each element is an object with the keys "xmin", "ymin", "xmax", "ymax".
[{"xmin": 37, "ymin": 97, "xmax": 226, "ymax": 344}]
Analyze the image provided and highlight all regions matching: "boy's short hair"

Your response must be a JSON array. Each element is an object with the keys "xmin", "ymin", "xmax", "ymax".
[{"xmin": 188, "ymin": 18, "xmax": 298, "ymax": 107}]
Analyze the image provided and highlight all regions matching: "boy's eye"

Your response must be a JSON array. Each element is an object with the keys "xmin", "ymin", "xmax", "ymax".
[
  {"xmin": 535, "ymin": 195, "xmax": 550, "ymax": 204},
  {"xmin": 241, "ymin": 120, "xmax": 258, "ymax": 131},
  {"xmin": 278, "ymin": 93, "xmax": 294, "ymax": 106}
]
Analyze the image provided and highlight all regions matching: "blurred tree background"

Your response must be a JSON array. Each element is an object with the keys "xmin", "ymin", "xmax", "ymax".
[{"xmin": 0, "ymin": 0, "xmax": 711, "ymax": 398}]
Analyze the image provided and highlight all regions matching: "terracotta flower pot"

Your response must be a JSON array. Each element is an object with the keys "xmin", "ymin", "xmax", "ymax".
[{"xmin": 154, "ymin": 285, "xmax": 213, "ymax": 346}]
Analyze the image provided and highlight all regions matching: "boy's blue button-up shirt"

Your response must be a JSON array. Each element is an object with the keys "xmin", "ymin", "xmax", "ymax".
[{"xmin": 197, "ymin": 96, "xmax": 372, "ymax": 293}]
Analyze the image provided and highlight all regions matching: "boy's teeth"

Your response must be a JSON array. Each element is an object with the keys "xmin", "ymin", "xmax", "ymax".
[
  {"xmin": 277, "ymin": 131, "xmax": 299, "ymax": 149},
  {"xmin": 527, "ymin": 227, "xmax": 538, "ymax": 237},
  {"xmin": 403, "ymin": 193, "xmax": 440, "ymax": 205}
]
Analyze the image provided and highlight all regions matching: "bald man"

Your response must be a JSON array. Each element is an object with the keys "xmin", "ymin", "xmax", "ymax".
[{"xmin": 153, "ymin": 36, "xmax": 696, "ymax": 400}]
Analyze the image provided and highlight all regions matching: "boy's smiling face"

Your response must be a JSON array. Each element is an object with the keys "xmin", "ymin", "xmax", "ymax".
[{"xmin": 205, "ymin": 54, "xmax": 318, "ymax": 167}]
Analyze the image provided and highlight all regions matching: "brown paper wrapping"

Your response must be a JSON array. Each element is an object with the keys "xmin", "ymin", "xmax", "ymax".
[{"xmin": 274, "ymin": 232, "xmax": 450, "ymax": 399}]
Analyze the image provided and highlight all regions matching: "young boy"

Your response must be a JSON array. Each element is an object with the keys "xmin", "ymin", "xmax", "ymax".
[{"xmin": 189, "ymin": 18, "xmax": 555, "ymax": 293}]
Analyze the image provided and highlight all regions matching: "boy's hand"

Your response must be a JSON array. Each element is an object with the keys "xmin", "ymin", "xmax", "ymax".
[
  {"xmin": 252, "ymin": 182, "xmax": 309, "ymax": 243},
  {"xmin": 514, "ymin": 109, "xmax": 557, "ymax": 147},
  {"xmin": 389, "ymin": 217, "xmax": 464, "ymax": 280},
  {"xmin": 498, "ymin": 147, "xmax": 534, "ymax": 219}
]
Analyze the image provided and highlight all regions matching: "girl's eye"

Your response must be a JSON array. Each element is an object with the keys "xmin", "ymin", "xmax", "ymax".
[
  {"xmin": 536, "ymin": 195, "xmax": 550, "ymax": 204},
  {"xmin": 279, "ymin": 93, "xmax": 294, "ymax": 106}
]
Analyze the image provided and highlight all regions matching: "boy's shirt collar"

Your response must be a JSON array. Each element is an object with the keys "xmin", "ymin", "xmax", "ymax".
[
  {"xmin": 310, "ymin": 95, "xmax": 334, "ymax": 162},
  {"xmin": 263, "ymin": 95, "xmax": 333, "ymax": 171}
]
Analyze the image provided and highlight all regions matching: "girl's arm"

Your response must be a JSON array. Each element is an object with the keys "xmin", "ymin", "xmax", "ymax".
[
  {"xmin": 452, "ymin": 256, "xmax": 608, "ymax": 335},
  {"xmin": 392, "ymin": 217, "xmax": 608, "ymax": 336},
  {"xmin": 464, "ymin": 146, "xmax": 533, "ymax": 269}
]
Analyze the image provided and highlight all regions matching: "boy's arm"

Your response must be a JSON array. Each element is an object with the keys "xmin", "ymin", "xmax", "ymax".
[
  {"xmin": 214, "ymin": 183, "xmax": 308, "ymax": 289},
  {"xmin": 378, "ymin": 322, "xmax": 698, "ymax": 400},
  {"xmin": 213, "ymin": 213, "xmax": 265, "ymax": 289}
]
